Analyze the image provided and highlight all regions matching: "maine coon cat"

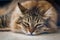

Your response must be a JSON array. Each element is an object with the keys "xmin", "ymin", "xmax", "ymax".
[{"xmin": 10, "ymin": 0, "xmax": 58, "ymax": 35}]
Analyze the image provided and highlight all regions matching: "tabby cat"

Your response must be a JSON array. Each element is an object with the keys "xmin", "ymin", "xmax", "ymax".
[{"xmin": 10, "ymin": 0, "xmax": 58, "ymax": 35}]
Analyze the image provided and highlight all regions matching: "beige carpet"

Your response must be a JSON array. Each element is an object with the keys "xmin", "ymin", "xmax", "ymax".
[{"xmin": 0, "ymin": 31, "xmax": 60, "ymax": 40}]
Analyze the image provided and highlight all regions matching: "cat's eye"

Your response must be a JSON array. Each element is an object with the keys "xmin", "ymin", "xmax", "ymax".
[
  {"xmin": 22, "ymin": 22, "xmax": 29, "ymax": 28},
  {"xmin": 16, "ymin": 17, "xmax": 23, "ymax": 24},
  {"xmin": 35, "ymin": 24, "xmax": 43, "ymax": 28},
  {"xmin": 16, "ymin": 21, "xmax": 22, "ymax": 24}
]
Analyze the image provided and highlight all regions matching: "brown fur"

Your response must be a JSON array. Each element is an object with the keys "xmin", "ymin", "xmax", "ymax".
[{"xmin": 10, "ymin": 0, "xmax": 58, "ymax": 35}]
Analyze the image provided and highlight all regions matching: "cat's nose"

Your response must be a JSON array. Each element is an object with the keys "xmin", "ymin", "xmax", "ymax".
[
  {"xmin": 27, "ymin": 28, "xmax": 36, "ymax": 35},
  {"xmin": 26, "ymin": 29, "xmax": 34, "ymax": 35},
  {"xmin": 29, "ymin": 29, "xmax": 34, "ymax": 35}
]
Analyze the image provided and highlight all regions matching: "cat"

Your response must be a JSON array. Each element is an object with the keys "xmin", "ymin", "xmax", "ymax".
[
  {"xmin": 10, "ymin": 0, "xmax": 58, "ymax": 35},
  {"xmin": 0, "ymin": 0, "xmax": 18, "ymax": 28}
]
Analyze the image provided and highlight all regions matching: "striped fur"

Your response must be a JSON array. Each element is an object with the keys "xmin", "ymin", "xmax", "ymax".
[{"xmin": 10, "ymin": 1, "xmax": 58, "ymax": 35}]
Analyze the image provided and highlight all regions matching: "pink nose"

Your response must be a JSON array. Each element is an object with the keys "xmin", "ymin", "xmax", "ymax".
[{"xmin": 29, "ymin": 29, "xmax": 34, "ymax": 35}]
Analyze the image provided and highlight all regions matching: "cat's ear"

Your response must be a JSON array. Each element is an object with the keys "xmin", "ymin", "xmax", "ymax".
[{"xmin": 18, "ymin": 2, "xmax": 27, "ymax": 12}]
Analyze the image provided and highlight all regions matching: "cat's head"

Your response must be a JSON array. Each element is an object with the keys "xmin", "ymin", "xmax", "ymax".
[{"xmin": 16, "ymin": 1, "xmax": 51, "ymax": 35}]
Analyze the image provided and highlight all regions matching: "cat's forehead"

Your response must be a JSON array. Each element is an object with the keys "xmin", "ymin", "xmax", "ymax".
[
  {"xmin": 24, "ymin": 7, "xmax": 40, "ymax": 16},
  {"xmin": 20, "ymin": 1, "xmax": 52, "ymax": 10}
]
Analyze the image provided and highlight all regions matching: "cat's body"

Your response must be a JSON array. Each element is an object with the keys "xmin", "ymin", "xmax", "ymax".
[
  {"xmin": 0, "ymin": 0, "xmax": 17, "ymax": 28},
  {"xmin": 10, "ymin": 0, "xmax": 58, "ymax": 35}
]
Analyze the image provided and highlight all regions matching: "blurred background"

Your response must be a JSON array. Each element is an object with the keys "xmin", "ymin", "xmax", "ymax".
[{"xmin": 0, "ymin": 0, "xmax": 60, "ymax": 28}]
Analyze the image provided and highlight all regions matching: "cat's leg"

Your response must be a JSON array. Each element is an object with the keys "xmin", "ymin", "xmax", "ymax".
[
  {"xmin": 41, "ymin": 25, "xmax": 57, "ymax": 33},
  {"xmin": 44, "ymin": 7, "xmax": 58, "ymax": 33},
  {"xmin": 48, "ymin": 8, "xmax": 58, "ymax": 33},
  {"xmin": 47, "ymin": 20, "xmax": 58, "ymax": 33}
]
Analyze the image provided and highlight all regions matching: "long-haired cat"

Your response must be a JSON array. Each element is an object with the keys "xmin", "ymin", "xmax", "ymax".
[{"xmin": 10, "ymin": 0, "xmax": 58, "ymax": 35}]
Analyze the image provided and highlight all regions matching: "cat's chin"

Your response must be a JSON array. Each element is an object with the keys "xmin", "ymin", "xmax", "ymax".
[
  {"xmin": 24, "ymin": 32, "xmax": 40, "ymax": 36},
  {"xmin": 24, "ymin": 32, "xmax": 50, "ymax": 36}
]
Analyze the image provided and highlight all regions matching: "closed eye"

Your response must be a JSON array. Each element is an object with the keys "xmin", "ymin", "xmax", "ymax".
[
  {"xmin": 35, "ymin": 24, "xmax": 43, "ymax": 28},
  {"xmin": 22, "ymin": 22, "xmax": 29, "ymax": 28}
]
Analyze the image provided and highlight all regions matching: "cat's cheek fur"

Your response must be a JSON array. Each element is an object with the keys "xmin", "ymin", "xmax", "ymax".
[
  {"xmin": 10, "ymin": 24, "xmax": 26, "ymax": 33},
  {"xmin": 10, "ymin": 16, "xmax": 27, "ymax": 34}
]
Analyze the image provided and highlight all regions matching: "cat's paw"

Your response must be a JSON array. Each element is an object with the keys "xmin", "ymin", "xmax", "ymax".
[{"xmin": 43, "ymin": 28, "xmax": 57, "ymax": 33}]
